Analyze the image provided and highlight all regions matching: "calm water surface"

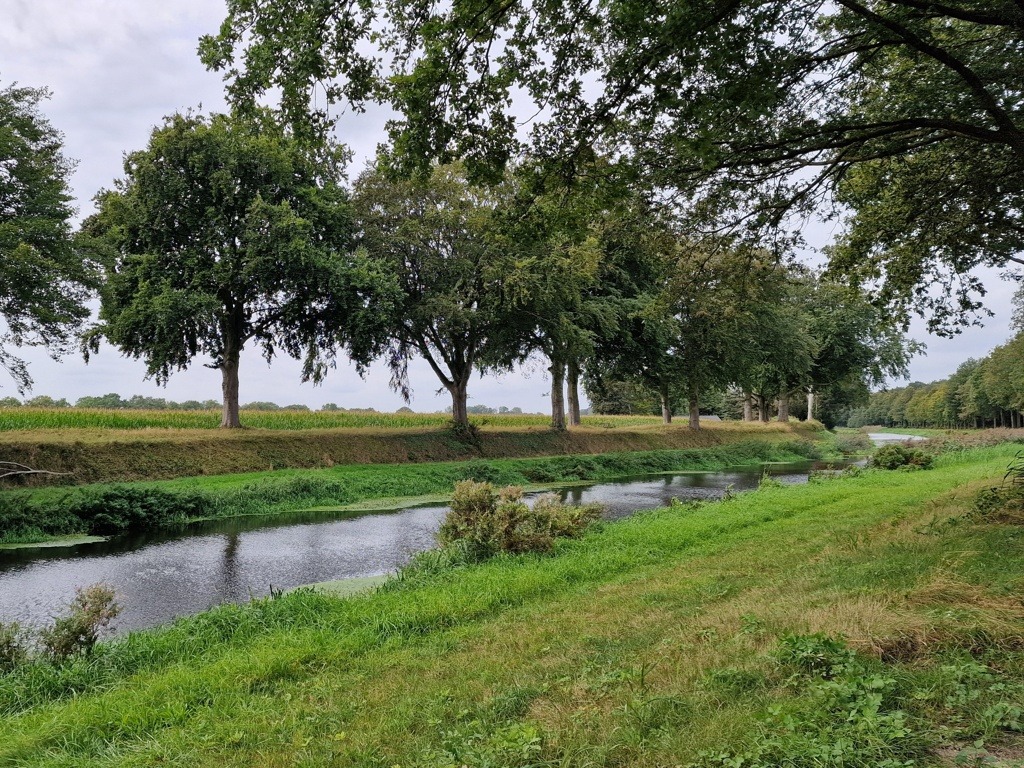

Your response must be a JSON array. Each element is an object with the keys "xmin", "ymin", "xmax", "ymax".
[{"xmin": 0, "ymin": 458, "xmax": 856, "ymax": 632}]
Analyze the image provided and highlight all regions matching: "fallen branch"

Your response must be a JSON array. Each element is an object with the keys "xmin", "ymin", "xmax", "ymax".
[{"xmin": 0, "ymin": 461, "xmax": 72, "ymax": 480}]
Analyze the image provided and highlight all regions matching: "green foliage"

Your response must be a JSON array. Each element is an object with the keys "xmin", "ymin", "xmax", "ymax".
[
  {"xmin": 849, "ymin": 332, "xmax": 1024, "ymax": 429},
  {"xmin": 872, "ymin": 444, "xmax": 934, "ymax": 471},
  {"xmin": 439, "ymin": 480, "xmax": 600, "ymax": 557},
  {"xmin": 39, "ymin": 585, "xmax": 120, "ymax": 661},
  {"xmin": 84, "ymin": 110, "xmax": 397, "ymax": 426},
  {"xmin": 0, "ymin": 81, "xmax": 95, "ymax": 392},
  {"xmin": 352, "ymin": 163, "xmax": 517, "ymax": 425}
]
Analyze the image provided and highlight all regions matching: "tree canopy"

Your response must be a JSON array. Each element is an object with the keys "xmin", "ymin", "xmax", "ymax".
[
  {"xmin": 201, "ymin": 0, "xmax": 1024, "ymax": 331},
  {"xmin": 352, "ymin": 163, "xmax": 516, "ymax": 427},
  {"xmin": 84, "ymin": 110, "xmax": 397, "ymax": 427},
  {"xmin": 0, "ymin": 81, "xmax": 95, "ymax": 392}
]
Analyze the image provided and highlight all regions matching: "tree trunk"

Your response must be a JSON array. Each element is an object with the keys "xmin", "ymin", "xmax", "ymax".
[
  {"xmin": 688, "ymin": 386, "xmax": 700, "ymax": 431},
  {"xmin": 550, "ymin": 359, "xmax": 566, "ymax": 431},
  {"xmin": 757, "ymin": 394, "xmax": 769, "ymax": 423},
  {"xmin": 806, "ymin": 388, "xmax": 815, "ymax": 422},
  {"xmin": 743, "ymin": 392, "xmax": 754, "ymax": 422},
  {"xmin": 660, "ymin": 381, "xmax": 672, "ymax": 424},
  {"xmin": 219, "ymin": 331, "xmax": 242, "ymax": 429},
  {"xmin": 777, "ymin": 395, "xmax": 790, "ymax": 423},
  {"xmin": 567, "ymin": 358, "xmax": 582, "ymax": 427},
  {"xmin": 449, "ymin": 377, "xmax": 470, "ymax": 428}
]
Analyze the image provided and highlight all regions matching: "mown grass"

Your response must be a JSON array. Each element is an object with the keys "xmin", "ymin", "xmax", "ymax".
[
  {"xmin": 0, "ymin": 407, "xmax": 668, "ymax": 432},
  {"xmin": 0, "ymin": 440, "xmax": 824, "ymax": 543},
  {"xmin": 0, "ymin": 445, "xmax": 1021, "ymax": 766}
]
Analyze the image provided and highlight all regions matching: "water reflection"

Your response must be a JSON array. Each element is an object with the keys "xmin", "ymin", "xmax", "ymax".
[{"xmin": 0, "ymin": 459, "xmax": 854, "ymax": 632}]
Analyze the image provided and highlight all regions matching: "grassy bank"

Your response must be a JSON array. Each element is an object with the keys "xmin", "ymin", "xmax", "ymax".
[
  {"xmin": 1, "ymin": 445, "xmax": 1021, "ymax": 766},
  {"xmin": 0, "ymin": 418, "xmax": 822, "ymax": 486},
  {"xmin": 0, "ymin": 439, "xmax": 824, "ymax": 543}
]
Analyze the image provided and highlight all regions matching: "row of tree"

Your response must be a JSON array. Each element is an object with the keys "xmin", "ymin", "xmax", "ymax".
[
  {"xmin": 6, "ymin": 3, "xmax": 1020, "ymax": 428},
  {"xmin": 1, "ymin": 94, "xmax": 916, "ymax": 429},
  {"xmin": 847, "ymin": 331, "xmax": 1024, "ymax": 429}
]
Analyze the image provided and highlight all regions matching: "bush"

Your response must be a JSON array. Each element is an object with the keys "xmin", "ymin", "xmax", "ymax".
[
  {"xmin": 65, "ymin": 486, "xmax": 204, "ymax": 535},
  {"xmin": 871, "ymin": 443, "xmax": 933, "ymax": 470},
  {"xmin": 833, "ymin": 432, "xmax": 872, "ymax": 455},
  {"xmin": 438, "ymin": 480, "xmax": 601, "ymax": 558},
  {"xmin": 39, "ymin": 585, "xmax": 120, "ymax": 660}
]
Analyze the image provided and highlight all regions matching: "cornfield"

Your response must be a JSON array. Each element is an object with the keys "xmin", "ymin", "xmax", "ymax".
[{"xmin": 0, "ymin": 407, "xmax": 665, "ymax": 432}]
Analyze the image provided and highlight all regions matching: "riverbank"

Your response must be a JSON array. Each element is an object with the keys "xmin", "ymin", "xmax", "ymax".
[
  {"xmin": 0, "ymin": 419, "xmax": 823, "ymax": 486},
  {"xmin": 1, "ymin": 445, "xmax": 1021, "ymax": 766},
  {"xmin": 0, "ymin": 438, "xmax": 827, "ymax": 544}
]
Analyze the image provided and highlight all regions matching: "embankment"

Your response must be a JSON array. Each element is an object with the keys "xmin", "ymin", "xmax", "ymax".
[{"xmin": 0, "ymin": 420, "xmax": 823, "ymax": 486}]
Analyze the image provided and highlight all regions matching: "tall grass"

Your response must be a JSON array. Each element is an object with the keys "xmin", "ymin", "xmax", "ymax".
[{"xmin": 0, "ymin": 407, "xmax": 666, "ymax": 432}]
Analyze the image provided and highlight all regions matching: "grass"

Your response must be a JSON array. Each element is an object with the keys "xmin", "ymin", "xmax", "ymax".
[
  {"xmin": 0, "ymin": 445, "xmax": 1021, "ymax": 766},
  {"xmin": 0, "ymin": 439, "xmax": 825, "ymax": 543}
]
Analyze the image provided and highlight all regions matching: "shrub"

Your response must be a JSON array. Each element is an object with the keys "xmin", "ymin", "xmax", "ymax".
[
  {"xmin": 438, "ymin": 480, "xmax": 601, "ymax": 558},
  {"xmin": 833, "ymin": 432, "xmax": 872, "ymax": 455},
  {"xmin": 39, "ymin": 584, "xmax": 120, "ymax": 660},
  {"xmin": 0, "ymin": 622, "xmax": 29, "ymax": 672},
  {"xmin": 871, "ymin": 443, "xmax": 933, "ymax": 470},
  {"xmin": 65, "ymin": 486, "xmax": 204, "ymax": 535}
]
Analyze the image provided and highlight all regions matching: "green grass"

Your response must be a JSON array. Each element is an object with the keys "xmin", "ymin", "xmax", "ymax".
[
  {"xmin": 0, "ymin": 440, "xmax": 825, "ymax": 542},
  {"xmin": 1, "ymin": 445, "xmax": 1021, "ymax": 766},
  {"xmin": 0, "ymin": 407, "xmax": 666, "ymax": 432}
]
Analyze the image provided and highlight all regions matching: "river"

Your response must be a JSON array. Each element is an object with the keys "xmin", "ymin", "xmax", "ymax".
[{"xmin": 0, "ymin": 458, "xmax": 860, "ymax": 633}]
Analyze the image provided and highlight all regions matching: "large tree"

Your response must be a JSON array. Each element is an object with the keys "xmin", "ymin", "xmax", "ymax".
[
  {"xmin": 84, "ymin": 111, "xmax": 395, "ymax": 428},
  {"xmin": 202, "ymin": 0, "xmax": 1024, "ymax": 330},
  {"xmin": 352, "ymin": 163, "xmax": 515, "ymax": 428},
  {"xmin": 0, "ymin": 81, "xmax": 95, "ymax": 391}
]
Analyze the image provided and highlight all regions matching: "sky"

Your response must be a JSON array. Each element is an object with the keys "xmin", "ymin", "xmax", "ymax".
[{"xmin": 1, "ymin": 0, "xmax": 1016, "ymax": 411}]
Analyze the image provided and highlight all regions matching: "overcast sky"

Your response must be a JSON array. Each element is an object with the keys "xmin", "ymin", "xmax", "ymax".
[{"xmin": 1, "ymin": 0, "xmax": 1015, "ymax": 411}]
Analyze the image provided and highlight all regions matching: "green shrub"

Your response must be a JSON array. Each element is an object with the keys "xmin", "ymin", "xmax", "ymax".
[
  {"xmin": 438, "ymin": 480, "xmax": 601, "ymax": 558},
  {"xmin": 871, "ymin": 443, "xmax": 933, "ymax": 470},
  {"xmin": 64, "ymin": 486, "xmax": 204, "ymax": 535},
  {"xmin": 39, "ymin": 585, "xmax": 120, "ymax": 661}
]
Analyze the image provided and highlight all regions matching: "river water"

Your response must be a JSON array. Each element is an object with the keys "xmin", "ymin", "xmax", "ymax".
[{"xmin": 0, "ymin": 458, "xmax": 858, "ymax": 633}]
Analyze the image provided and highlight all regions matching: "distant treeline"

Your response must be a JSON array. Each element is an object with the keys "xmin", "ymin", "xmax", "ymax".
[{"xmin": 847, "ymin": 331, "xmax": 1024, "ymax": 429}]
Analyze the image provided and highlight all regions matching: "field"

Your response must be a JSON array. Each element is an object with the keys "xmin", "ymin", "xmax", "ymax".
[
  {"xmin": 0, "ymin": 407, "xmax": 665, "ymax": 433},
  {"xmin": 1, "ymin": 445, "xmax": 1021, "ymax": 766}
]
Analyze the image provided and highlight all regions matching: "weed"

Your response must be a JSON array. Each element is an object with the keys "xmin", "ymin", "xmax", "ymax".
[
  {"xmin": 438, "ymin": 481, "xmax": 601, "ymax": 557},
  {"xmin": 39, "ymin": 585, "xmax": 120, "ymax": 661}
]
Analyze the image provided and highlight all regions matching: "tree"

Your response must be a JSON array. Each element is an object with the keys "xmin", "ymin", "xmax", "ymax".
[
  {"xmin": 84, "ymin": 111, "xmax": 396, "ymax": 428},
  {"xmin": 0, "ymin": 81, "xmax": 95, "ymax": 391},
  {"xmin": 351, "ymin": 163, "xmax": 515, "ymax": 428},
  {"xmin": 202, "ymin": 1, "xmax": 1024, "ymax": 330}
]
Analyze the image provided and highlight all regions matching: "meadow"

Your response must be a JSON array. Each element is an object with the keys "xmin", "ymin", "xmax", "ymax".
[{"xmin": 0, "ymin": 444, "xmax": 1021, "ymax": 766}]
